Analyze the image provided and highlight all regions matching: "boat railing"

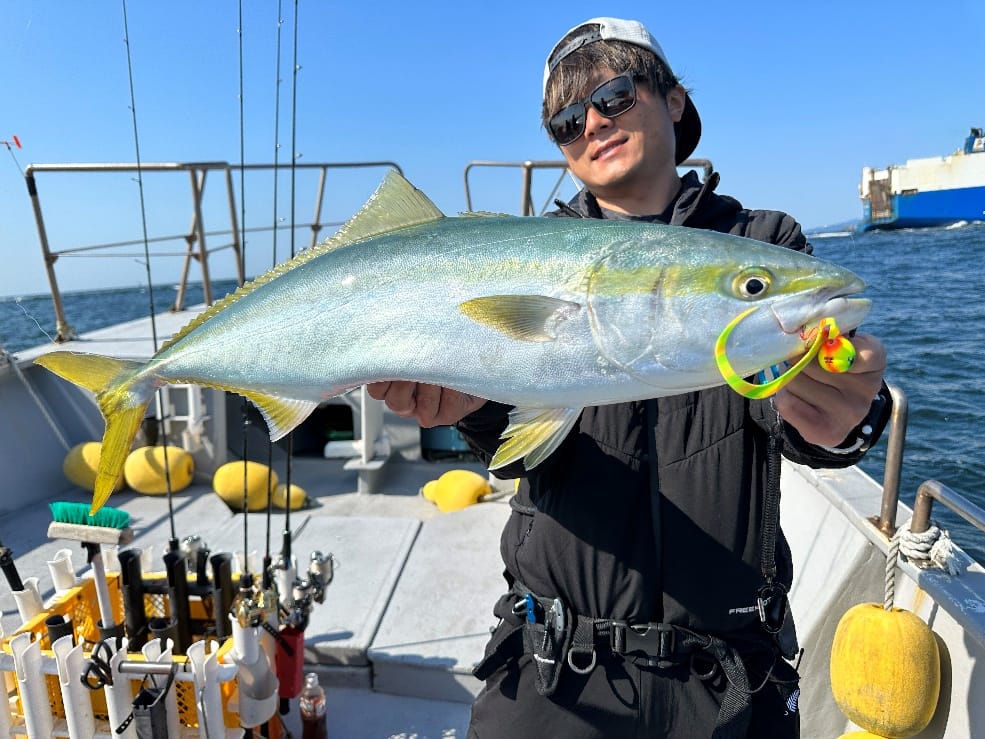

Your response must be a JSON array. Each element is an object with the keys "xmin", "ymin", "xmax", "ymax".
[
  {"xmin": 911, "ymin": 481, "xmax": 985, "ymax": 537},
  {"xmin": 23, "ymin": 160, "xmax": 402, "ymax": 342},
  {"xmin": 462, "ymin": 158, "xmax": 714, "ymax": 216},
  {"xmin": 873, "ymin": 383, "xmax": 985, "ymax": 538}
]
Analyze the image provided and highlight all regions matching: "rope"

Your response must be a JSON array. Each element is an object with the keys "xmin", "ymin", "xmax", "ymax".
[
  {"xmin": 885, "ymin": 519, "xmax": 961, "ymax": 610},
  {"xmin": 900, "ymin": 523, "xmax": 960, "ymax": 576},
  {"xmin": 884, "ymin": 530, "xmax": 900, "ymax": 611}
]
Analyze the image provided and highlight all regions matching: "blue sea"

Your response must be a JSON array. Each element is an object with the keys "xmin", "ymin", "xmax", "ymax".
[{"xmin": 2, "ymin": 226, "xmax": 983, "ymax": 563}]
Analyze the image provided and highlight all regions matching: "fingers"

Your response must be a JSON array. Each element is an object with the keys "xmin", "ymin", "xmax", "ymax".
[
  {"xmin": 366, "ymin": 381, "xmax": 419, "ymax": 416},
  {"xmin": 364, "ymin": 381, "xmax": 487, "ymax": 427},
  {"xmin": 775, "ymin": 333, "xmax": 887, "ymax": 446}
]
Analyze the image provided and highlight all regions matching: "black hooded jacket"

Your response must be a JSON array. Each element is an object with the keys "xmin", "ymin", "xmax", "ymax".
[{"xmin": 456, "ymin": 170, "xmax": 889, "ymax": 641}]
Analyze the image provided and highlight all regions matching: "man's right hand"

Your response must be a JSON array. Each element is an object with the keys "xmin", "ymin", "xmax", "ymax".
[{"xmin": 366, "ymin": 381, "xmax": 488, "ymax": 428}]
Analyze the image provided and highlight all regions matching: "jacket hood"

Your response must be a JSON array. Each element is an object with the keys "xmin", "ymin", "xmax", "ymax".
[{"xmin": 555, "ymin": 169, "xmax": 743, "ymax": 227}]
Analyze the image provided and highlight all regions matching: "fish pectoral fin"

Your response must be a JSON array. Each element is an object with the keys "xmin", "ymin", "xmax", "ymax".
[
  {"xmin": 241, "ymin": 392, "xmax": 320, "ymax": 441},
  {"xmin": 459, "ymin": 295, "xmax": 581, "ymax": 342},
  {"xmin": 489, "ymin": 406, "xmax": 583, "ymax": 470}
]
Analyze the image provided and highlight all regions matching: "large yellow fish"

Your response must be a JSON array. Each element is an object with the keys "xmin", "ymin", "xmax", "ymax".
[{"xmin": 36, "ymin": 171, "xmax": 869, "ymax": 514}]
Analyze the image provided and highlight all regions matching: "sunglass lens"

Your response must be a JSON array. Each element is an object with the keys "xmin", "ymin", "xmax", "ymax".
[
  {"xmin": 549, "ymin": 104, "xmax": 587, "ymax": 146},
  {"xmin": 592, "ymin": 75, "xmax": 636, "ymax": 117}
]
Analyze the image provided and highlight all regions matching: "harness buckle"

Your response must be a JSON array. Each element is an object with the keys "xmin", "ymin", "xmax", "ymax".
[{"xmin": 610, "ymin": 621, "xmax": 678, "ymax": 668}]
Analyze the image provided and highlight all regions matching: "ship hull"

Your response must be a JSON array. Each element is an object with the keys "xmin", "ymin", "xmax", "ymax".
[{"xmin": 860, "ymin": 183, "xmax": 985, "ymax": 231}]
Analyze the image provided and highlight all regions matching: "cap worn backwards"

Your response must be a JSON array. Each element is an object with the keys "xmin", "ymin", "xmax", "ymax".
[{"xmin": 543, "ymin": 17, "xmax": 702, "ymax": 164}]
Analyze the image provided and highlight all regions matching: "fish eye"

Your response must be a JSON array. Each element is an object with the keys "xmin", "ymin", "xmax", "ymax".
[{"xmin": 733, "ymin": 268, "xmax": 773, "ymax": 300}]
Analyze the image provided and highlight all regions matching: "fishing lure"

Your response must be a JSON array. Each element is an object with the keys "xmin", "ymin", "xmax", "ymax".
[{"xmin": 715, "ymin": 307, "xmax": 856, "ymax": 399}]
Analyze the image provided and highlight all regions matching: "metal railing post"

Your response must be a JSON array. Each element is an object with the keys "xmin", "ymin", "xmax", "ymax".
[
  {"xmin": 310, "ymin": 165, "xmax": 328, "ymax": 249},
  {"xmin": 23, "ymin": 168, "xmax": 77, "ymax": 341},
  {"xmin": 873, "ymin": 383, "xmax": 908, "ymax": 536},
  {"xmin": 911, "ymin": 480, "xmax": 985, "ymax": 537},
  {"xmin": 173, "ymin": 168, "xmax": 209, "ymax": 312},
  {"xmin": 224, "ymin": 165, "xmax": 245, "ymax": 286},
  {"xmin": 188, "ymin": 167, "xmax": 213, "ymax": 306}
]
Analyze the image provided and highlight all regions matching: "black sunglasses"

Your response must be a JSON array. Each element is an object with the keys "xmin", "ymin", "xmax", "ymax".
[{"xmin": 548, "ymin": 73, "xmax": 638, "ymax": 146}]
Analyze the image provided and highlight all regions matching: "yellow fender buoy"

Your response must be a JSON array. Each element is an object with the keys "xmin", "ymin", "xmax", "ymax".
[
  {"xmin": 124, "ymin": 445, "xmax": 194, "ymax": 494},
  {"xmin": 212, "ymin": 460, "xmax": 278, "ymax": 511},
  {"xmin": 420, "ymin": 469, "xmax": 492, "ymax": 513},
  {"xmin": 272, "ymin": 482, "xmax": 307, "ymax": 510},
  {"xmin": 421, "ymin": 479, "xmax": 439, "ymax": 503},
  {"xmin": 63, "ymin": 441, "xmax": 126, "ymax": 493},
  {"xmin": 830, "ymin": 602, "xmax": 940, "ymax": 738}
]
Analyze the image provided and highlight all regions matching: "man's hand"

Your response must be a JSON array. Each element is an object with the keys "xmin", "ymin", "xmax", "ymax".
[
  {"xmin": 367, "ymin": 381, "xmax": 488, "ymax": 428},
  {"xmin": 774, "ymin": 333, "xmax": 887, "ymax": 447}
]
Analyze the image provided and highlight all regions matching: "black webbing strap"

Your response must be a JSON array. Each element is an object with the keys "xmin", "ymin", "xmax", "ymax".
[
  {"xmin": 473, "ymin": 592, "xmax": 758, "ymax": 737},
  {"xmin": 585, "ymin": 617, "xmax": 753, "ymax": 739},
  {"xmin": 472, "ymin": 620, "xmax": 523, "ymax": 682}
]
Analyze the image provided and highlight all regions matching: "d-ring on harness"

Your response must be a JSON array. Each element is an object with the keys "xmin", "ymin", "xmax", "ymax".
[{"xmin": 714, "ymin": 307, "xmax": 856, "ymax": 399}]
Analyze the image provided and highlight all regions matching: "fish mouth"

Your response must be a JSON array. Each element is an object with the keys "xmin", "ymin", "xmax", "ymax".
[{"xmin": 770, "ymin": 282, "xmax": 870, "ymax": 336}]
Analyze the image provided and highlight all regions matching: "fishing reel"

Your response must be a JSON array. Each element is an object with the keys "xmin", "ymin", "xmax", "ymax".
[
  {"xmin": 306, "ymin": 550, "xmax": 335, "ymax": 605},
  {"xmin": 231, "ymin": 574, "xmax": 277, "ymax": 629},
  {"xmin": 281, "ymin": 551, "xmax": 336, "ymax": 631}
]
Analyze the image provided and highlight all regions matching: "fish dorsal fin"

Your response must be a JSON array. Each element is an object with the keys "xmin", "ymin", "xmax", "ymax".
[
  {"xmin": 489, "ymin": 406, "xmax": 582, "ymax": 470},
  {"xmin": 158, "ymin": 170, "xmax": 444, "ymax": 355},
  {"xmin": 333, "ymin": 168, "xmax": 445, "ymax": 243},
  {"xmin": 459, "ymin": 295, "xmax": 581, "ymax": 342}
]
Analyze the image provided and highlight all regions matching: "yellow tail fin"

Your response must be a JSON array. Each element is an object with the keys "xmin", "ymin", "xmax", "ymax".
[{"xmin": 35, "ymin": 351, "xmax": 153, "ymax": 514}]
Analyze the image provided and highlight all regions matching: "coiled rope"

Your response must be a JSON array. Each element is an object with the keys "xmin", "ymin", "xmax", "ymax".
[{"xmin": 884, "ymin": 520, "xmax": 960, "ymax": 610}]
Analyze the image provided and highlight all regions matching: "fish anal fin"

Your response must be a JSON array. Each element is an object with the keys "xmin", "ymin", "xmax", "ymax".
[
  {"xmin": 242, "ymin": 392, "xmax": 320, "ymax": 441},
  {"xmin": 459, "ymin": 295, "xmax": 581, "ymax": 342},
  {"xmin": 489, "ymin": 406, "xmax": 582, "ymax": 470}
]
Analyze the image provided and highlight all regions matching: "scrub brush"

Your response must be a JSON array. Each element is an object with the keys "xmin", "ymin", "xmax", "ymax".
[{"xmin": 48, "ymin": 501, "xmax": 134, "ymax": 635}]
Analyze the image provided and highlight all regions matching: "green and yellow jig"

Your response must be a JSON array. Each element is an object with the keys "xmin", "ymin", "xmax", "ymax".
[{"xmin": 715, "ymin": 307, "xmax": 856, "ymax": 399}]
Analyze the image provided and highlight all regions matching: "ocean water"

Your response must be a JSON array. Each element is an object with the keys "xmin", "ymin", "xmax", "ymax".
[
  {"xmin": 810, "ymin": 223, "xmax": 985, "ymax": 564},
  {"xmin": 2, "ymin": 226, "xmax": 983, "ymax": 563}
]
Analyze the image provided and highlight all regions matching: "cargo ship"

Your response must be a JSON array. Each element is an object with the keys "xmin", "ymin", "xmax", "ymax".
[{"xmin": 858, "ymin": 127, "xmax": 985, "ymax": 232}]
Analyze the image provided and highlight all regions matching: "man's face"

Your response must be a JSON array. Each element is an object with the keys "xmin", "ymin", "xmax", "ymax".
[{"xmin": 556, "ymin": 69, "xmax": 685, "ymax": 206}]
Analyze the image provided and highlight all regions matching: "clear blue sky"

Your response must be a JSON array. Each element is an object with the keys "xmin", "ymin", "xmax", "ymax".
[{"xmin": 1, "ymin": 1, "xmax": 981, "ymax": 298}]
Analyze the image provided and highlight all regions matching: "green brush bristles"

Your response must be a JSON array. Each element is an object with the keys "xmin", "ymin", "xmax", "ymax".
[{"xmin": 49, "ymin": 501, "xmax": 131, "ymax": 530}]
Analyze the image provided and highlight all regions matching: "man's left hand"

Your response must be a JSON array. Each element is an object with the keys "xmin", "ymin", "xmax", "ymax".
[{"xmin": 774, "ymin": 333, "xmax": 887, "ymax": 447}]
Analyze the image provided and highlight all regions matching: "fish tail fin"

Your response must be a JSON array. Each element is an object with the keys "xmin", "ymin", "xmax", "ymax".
[{"xmin": 35, "ymin": 351, "xmax": 153, "ymax": 514}]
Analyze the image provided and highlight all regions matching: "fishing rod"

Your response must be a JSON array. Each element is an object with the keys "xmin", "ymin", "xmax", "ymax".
[
  {"xmin": 119, "ymin": 0, "xmax": 197, "ymax": 668},
  {"xmin": 2, "ymin": 134, "xmax": 23, "ymax": 173}
]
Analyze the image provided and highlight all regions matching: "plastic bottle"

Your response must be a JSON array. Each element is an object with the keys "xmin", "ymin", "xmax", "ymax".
[{"xmin": 299, "ymin": 672, "xmax": 328, "ymax": 739}]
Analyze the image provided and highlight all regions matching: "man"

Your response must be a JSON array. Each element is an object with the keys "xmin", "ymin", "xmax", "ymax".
[{"xmin": 370, "ymin": 17, "xmax": 889, "ymax": 738}]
